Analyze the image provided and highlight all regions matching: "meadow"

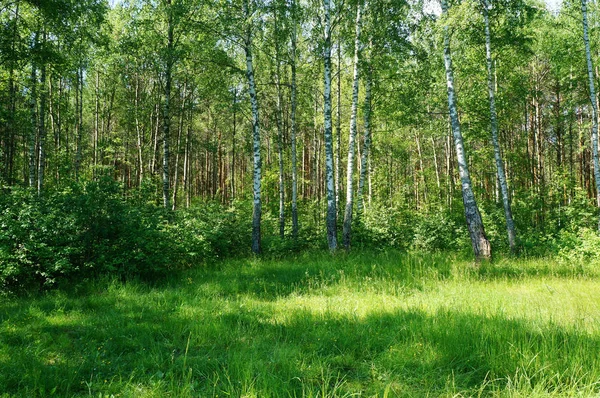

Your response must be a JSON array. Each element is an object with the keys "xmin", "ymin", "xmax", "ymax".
[{"xmin": 1, "ymin": 251, "xmax": 599, "ymax": 397}]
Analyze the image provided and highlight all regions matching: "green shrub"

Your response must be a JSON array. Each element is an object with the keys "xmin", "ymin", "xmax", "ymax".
[{"xmin": 0, "ymin": 179, "xmax": 181, "ymax": 292}]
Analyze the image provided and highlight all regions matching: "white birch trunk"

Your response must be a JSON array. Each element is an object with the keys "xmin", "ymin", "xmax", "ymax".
[
  {"xmin": 172, "ymin": 83, "xmax": 187, "ymax": 210},
  {"xmin": 336, "ymin": 34, "xmax": 342, "ymax": 217},
  {"xmin": 29, "ymin": 58, "xmax": 37, "ymax": 189},
  {"xmin": 245, "ymin": 0, "xmax": 262, "ymax": 254},
  {"xmin": 342, "ymin": 1, "xmax": 363, "ymax": 249},
  {"xmin": 291, "ymin": 0, "xmax": 299, "ymax": 238},
  {"xmin": 323, "ymin": 0, "xmax": 337, "ymax": 250},
  {"xmin": 274, "ymin": 5, "xmax": 285, "ymax": 238},
  {"xmin": 581, "ymin": 0, "xmax": 600, "ymax": 229},
  {"xmin": 441, "ymin": 0, "xmax": 491, "ymax": 260},
  {"xmin": 484, "ymin": 1, "xmax": 517, "ymax": 252},
  {"xmin": 162, "ymin": 1, "xmax": 174, "ymax": 210},
  {"xmin": 37, "ymin": 51, "xmax": 47, "ymax": 195},
  {"xmin": 357, "ymin": 59, "xmax": 372, "ymax": 217}
]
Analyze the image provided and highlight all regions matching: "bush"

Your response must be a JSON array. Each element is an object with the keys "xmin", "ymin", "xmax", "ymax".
[
  {"xmin": 554, "ymin": 227, "xmax": 600, "ymax": 265},
  {"xmin": 0, "ymin": 179, "xmax": 181, "ymax": 292}
]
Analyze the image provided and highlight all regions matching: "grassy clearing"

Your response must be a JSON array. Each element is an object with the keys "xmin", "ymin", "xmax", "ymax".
[{"xmin": 1, "ymin": 251, "xmax": 600, "ymax": 397}]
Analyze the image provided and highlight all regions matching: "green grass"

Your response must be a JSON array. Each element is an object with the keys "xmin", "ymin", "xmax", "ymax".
[{"xmin": 1, "ymin": 251, "xmax": 600, "ymax": 397}]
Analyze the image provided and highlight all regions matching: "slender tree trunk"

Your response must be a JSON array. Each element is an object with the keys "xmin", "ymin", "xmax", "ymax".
[
  {"xmin": 441, "ymin": 0, "xmax": 491, "ymax": 260},
  {"xmin": 29, "ymin": 37, "xmax": 38, "ymax": 189},
  {"xmin": 245, "ymin": 0, "xmax": 262, "ymax": 254},
  {"xmin": 172, "ymin": 83, "xmax": 187, "ymax": 210},
  {"xmin": 357, "ymin": 59, "xmax": 372, "ymax": 216},
  {"xmin": 291, "ymin": 0, "xmax": 299, "ymax": 238},
  {"xmin": 431, "ymin": 137, "xmax": 442, "ymax": 203},
  {"xmin": 183, "ymin": 102, "xmax": 192, "ymax": 208},
  {"xmin": 95, "ymin": 70, "xmax": 100, "ymax": 178},
  {"xmin": 5, "ymin": 0, "xmax": 20, "ymax": 183},
  {"xmin": 415, "ymin": 131, "xmax": 428, "ymax": 206},
  {"xmin": 37, "ymin": 39, "xmax": 47, "ymax": 195},
  {"xmin": 162, "ymin": 1, "xmax": 174, "ymax": 209},
  {"xmin": 75, "ymin": 65, "xmax": 83, "ymax": 181},
  {"xmin": 484, "ymin": 1, "xmax": 517, "ymax": 252},
  {"xmin": 135, "ymin": 74, "xmax": 144, "ymax": 186},
  {"xmin": 152, "ymin": 103, "xmax": 159, "ymax": 175},
  {"xmin": 342, "ymin": 1, "xmax": 363, "ymax": 249},
  {"xmin": 323, "ymin": 0, "xmax": 337, "ymax": 251},
  {"xmin": 581, "ymin": 0, "xmax": 600, "ymax": 229},
  {"xmin": 231, "ymin": 87, "xmax": 237, "ymax": 200},
  {"xmin": 336, "ymin": 29, "xmax": 342, "ymax": 217},
  {"xmin": 274, "ymin": 5, "xmax": 285, "ymax": 238}
]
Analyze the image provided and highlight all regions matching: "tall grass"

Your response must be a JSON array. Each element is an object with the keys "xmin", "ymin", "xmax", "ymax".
[{"xmin": 1, "ymin": 251, "xmax": 599, "ymax": 397}]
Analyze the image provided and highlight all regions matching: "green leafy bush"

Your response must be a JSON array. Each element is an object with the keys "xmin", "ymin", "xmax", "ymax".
[
  {"xmin": 0, "ymin": 179, "xmax": 181, "ymax": 291},
  {"xmin": 554, "ymin": 227, "xmax": 600, "ymax": 265}
]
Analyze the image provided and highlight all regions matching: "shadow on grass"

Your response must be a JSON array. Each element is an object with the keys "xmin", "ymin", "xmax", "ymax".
[
  {"xmin": 184, "ymin": 251, "xmax": 457, "ymax": 302},
  {"xmin": 1, "ymin": 285, "xmax": 599, "ymax": 397},
  {"xmin": 476, "ymin": 257, "xmax": 597, "ymax": 281}
]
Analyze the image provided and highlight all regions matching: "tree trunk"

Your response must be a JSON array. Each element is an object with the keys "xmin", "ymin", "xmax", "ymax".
[
  {"xmin": 417, "ymin": 133, "xmax": 430, "ymax": 208},
  {"xmin": 484, "ymin": 1, "xmax": 517, "ymax": 252},
  {"xmin": 162, "ymin": 0, "xmax": 174, "ymax": 209},
  {"xmin": 29, "ymin": 40, "xmax": 38, "ymax": 189},
  {"xmin": 183, "ymin": 102, "xmax": 192, "ymax": 208},
  {"xmin": 274, "ymin": 5, "xmax": 285, "ymax": 238},
  {"xmin": 441, "ymin": 0, "xmax": 491, "ymax": 261},
  {"xmin": 231, "ymin": 87, "xmax": 237, "ymax": 200},
  {"xmin": 172, "ymin": 83, "xmax": 187, "ymax": 210},
  {"xmin": 291, "ymin": 0, "xmax": 299, "ymax": 238},
  {"xmin": 75, "ymin": 65, "xmax": 83, "ymax": 181},
  {"xmin": 581, "ymin": 0, "xmax": 600, "ymax": 229},
  {"xmin": 94, "ymin": 70, "xmax": 100, "ymax": 178},
  {"xmin": 357, "ymin": 59, "xmax": 372, "ymax": 216},
  {"xmin": 323, "ymin": 0, "xmax": 338, "ymax": 251},
  {"xmin": 336, "ymin": 28, "xmax": 342, "ymax": 217},
  {"xmin": 431, "ymin": 137, "xmax": 442, "ymax": 203},
  {"xmin": 5, "ymin": 0, "xmax": 20, "ymax": 183},
  {"xmin": 245, "ymin": 0, "xmax": 262, "ymax": 254},
  {"xmin": 37, "ymin": 42, "xmax": 47, "ymax": 195},
  {"xmin": 135, "ymin": 73, "xmax": 144, "ymax": 186},
  {"xmin": 342, "ymin": 1, "xmax": 363, "ymax": 249}
]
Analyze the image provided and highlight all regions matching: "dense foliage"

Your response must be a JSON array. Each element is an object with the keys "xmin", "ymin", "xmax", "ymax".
[
  {"xmin": 3, "ymin": 0, "xmax": 600, "ymax": 288},
  {"xmin": 2, "ymin": 179, "xmax": 600, "ymax": 292}
]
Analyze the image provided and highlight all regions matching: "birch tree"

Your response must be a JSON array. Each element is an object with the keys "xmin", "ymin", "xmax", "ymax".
[
  {"xmin": 291, "ymin": 0, "xmax": 299, "ymax": 238},
  {"xmin": 323, "ymin": 0, "xmax": 338, "ymax": 251},
  {"xmin": 244, "ymin": 0, "xmax": 263, "ymax": 253},
  {"xmin": 357, "ymin": 53, "xmax": 372, "ymax": 216},
  {"xmin": 342, "ymin": 0, "xmax": 364, "ymax": 249},
  {"xmin": 161, "ymin": 0, "xmax": 175, "ymax": 209},
  {"xmin": 483, "ymin": 0, "xmax": 517, "ymax": 252},
  {"xmin": 441, "ymin": 0, "xmax": 491, "ymax": 260},
  {"xmin": 273, "ymin": 0, "xmax": 286, "ymax": 238},
  {"xmin": 580, "ymin": 0, "xmax": 600, "ymax": 230}
]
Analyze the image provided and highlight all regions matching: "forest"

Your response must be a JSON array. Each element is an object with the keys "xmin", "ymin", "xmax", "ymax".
[{"xmin": 1, "ymin": 0, "xmax": 600, "ymax": 396}]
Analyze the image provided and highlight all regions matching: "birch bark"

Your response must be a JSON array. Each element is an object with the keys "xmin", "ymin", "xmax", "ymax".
[
  {"xmin": 162, "ymin": 0, "xmax": 174, "ymax": 209},
  {"xmin": 484, "ymin": 1, "xmax": 517, "ymax": 251},
  {"xmin": 342, "ymin": 0, "xmax": 363, "ymax": 249},
  {"xmin": 581, "ymin": 0, "xmax": 600, "ymax": 229},
  {"xmin": 37, "ymin": 47, "xmax": 47, "ymax": 195},
  {"xmin": 291, "ymin": 0, "xmax": 299, "ymax": 238},
  {"xmin": 245, "ymin": 0, "xmax": 262, "ymax": 253},
  {"xmin": 29, "ymin": 33, "xmax": 38, "ymax": 189},
  {"xmin": 357, "ymin": 61, "xmax": 372, "ymax": 216},
  {"xmin": 323, "ymin": 0, "xmax": 338, "ymax": 250},
  {"xmin": 274, "ymin": 4, "xmax": 285, "ymax": 238},
  {"xmin": 441, "ymin": 0, "xmax": 491, "ymax": 260}
]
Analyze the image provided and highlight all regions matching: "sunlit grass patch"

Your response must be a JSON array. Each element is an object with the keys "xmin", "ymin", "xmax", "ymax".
[{"xmin": 1, "ymin": 250, "xmax": 599, "ymax": 397}]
